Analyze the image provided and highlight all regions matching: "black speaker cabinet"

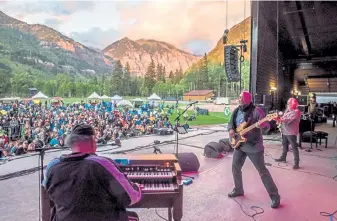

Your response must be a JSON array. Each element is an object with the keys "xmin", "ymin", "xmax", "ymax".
[
  {"xmin": 254, "ymin": 94, "xmax": 263, "ymax": 104},
  {"xmin": 177, "ymin": 152, "xmax": 200, "ymax": 172},
  {"xmin": 224, "ymin": 45, "xmax": 240, "ymax": 82},
  {"xmin": 204, "ymin": 142, "xmax": 223, "ymax": 158},
  {"xmin": 297, "ymin": 95, "xmax": 308, "ymax": 106}
]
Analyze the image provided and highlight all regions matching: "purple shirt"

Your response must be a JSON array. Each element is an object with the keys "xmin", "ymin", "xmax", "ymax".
[{"xmin": 281, "ymin": 109, "xmax": 301, "ymax": 136}]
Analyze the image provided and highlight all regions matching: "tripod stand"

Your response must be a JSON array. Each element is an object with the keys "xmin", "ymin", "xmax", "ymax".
[{"xmin": 173, "ymin": 102, "xmax": 195, "ymax": 158}]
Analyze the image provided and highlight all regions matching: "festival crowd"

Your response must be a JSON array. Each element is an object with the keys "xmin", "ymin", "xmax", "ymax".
[{"xmin": 0, "ymin": 99, "xmax": 192, "ymax": 160}]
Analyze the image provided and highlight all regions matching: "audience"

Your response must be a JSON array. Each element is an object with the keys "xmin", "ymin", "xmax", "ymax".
[{"xmin": 0, "ymin": 99, "xmax": 180, "ymax": 160}]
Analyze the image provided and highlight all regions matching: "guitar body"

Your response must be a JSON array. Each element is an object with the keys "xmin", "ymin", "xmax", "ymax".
[
  {"xmin": 229, "ymin": 113, "xmax": 278, "ymax": 149},
  {"xmin": 230, "ymin": 122, "xmax": 247, "ymax": 149},
  {"xmin": 231, "ymin": 133, "xmax": 247, "ymax": 149}
]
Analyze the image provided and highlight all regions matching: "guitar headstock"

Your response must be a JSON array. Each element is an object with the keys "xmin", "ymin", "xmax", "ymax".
[{"xmin": 266, "ymin": 113, "xmax": 279, "ymax": 121}]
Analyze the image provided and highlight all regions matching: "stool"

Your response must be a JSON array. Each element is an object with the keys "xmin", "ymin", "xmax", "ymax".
[
  {"xmin": 315, "ymin": 131, "xmax": 328, "ymax": 148},
  {"xmin": 300, "ymin": 131, "xmax": 318, "ymax": 150}
]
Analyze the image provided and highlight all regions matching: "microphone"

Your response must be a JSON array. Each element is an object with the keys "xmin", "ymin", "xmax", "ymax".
[{"xmin": 188, "ymin": 101, "xmax": 198, "ymax": 106}]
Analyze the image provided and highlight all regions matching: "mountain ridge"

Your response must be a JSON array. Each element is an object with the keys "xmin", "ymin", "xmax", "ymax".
[
  {"xmin": 185, "ymin": 16, "xmax": 251, "ymax": 76},
  {"xmin": 103, "ymin": 37, "xmax": 201, "ymax": 76},
  {"xmin": 0, "ymin": 10, "xmax": 113, "ymax": 76}
]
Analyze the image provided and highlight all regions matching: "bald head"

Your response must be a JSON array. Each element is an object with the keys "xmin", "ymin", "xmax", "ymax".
[
  {"xmin": 287, "ymin": 98, "xmax": 298, "ymax": 111},
  {"xmin": 239, "ymin": 91, "xmax": 252, "ymax": 107}
]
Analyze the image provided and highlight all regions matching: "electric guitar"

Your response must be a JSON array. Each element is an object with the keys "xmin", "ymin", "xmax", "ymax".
[{"xmin": 230, "ymin": 113, "xmax": 278, "ymax": 149}]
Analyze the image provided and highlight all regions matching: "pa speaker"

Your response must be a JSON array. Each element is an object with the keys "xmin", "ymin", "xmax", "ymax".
[
  {"xmin": 177, "ymin": 152, "xmax": 200, "ymax": 172},
  {"xmin": 218, "ymin": 139, "xmax": 233, "ymax": 152},
  {"xmin": 224, "ymin": 45, "xmax": 240, "ymax": 82},
  {"xmin": 204, "ymin": 142, "xmax": 223, "ymax": 158}
]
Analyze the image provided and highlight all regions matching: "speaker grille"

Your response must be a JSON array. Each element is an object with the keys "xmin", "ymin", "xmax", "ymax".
[{"xmin": 224, "ymin": 45, "xmax": 240, "ymax": 82}]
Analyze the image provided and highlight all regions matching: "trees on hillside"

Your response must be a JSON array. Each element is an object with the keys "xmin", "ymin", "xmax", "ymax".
[{"xmin": 2, "ymin": 53, "xmax": 250, "ymax": 99}]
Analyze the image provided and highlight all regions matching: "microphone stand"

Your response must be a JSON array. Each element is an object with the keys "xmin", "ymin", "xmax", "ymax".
[
  {"xmin": 35, "ymin": 146, "xmax": 56, "ymax": 221},
  {"xmin": 173, "ymin": 103, "xmax": 194, "ymax": 158}
]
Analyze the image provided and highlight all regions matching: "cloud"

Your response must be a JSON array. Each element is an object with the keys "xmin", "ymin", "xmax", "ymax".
[
  {"xmin": 1, "ymin": 1, "xmax": 95, "ymax": 16},
  {"xmin": 117, "ymin": 0, "xmax": 251, "ymax": 53},
  {"xmin": 44, "ymin": 18, "xmax": 63, "ymax": 29},
  {"xmin": 183, "ymin": 39, "xmax": 214, "ymax": 56},
  {"xmin": 1, "ymin": 0, "xmax": 251, "ymax": 54},
  {"xmin": 70, "ymin": 27, "xmax": 121, "ymax": 49}
]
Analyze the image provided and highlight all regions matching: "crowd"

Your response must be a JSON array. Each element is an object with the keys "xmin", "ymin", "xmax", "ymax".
[{"xmin": 0, "ymin": 99, "xmax": 194, "ymax": 160}]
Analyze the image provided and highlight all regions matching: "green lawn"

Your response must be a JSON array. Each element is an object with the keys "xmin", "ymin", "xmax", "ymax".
[
  {"xmin": 167, "ymin": 110, "xmax": 229, "ymax": 126},
  {"xmin": 60, "ymin": 98, "xmax": 229, "ymax": 126}
]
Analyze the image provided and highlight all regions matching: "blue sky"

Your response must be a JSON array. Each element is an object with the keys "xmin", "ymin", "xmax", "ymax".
[{"xmin": 1, "ymin": 0, "xmax": 251, "ymax": 55}]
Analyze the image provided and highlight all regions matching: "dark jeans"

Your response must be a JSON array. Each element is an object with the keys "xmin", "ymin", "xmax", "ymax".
[
  {"xmin": 232, "ymin": 149, "xmax": 279, "ymax": 199},
  {"xmin": 281, "ymin": 135, "xmax": 300, "ymax": 164},
  {"xmin": 119, "ymin": 211, "xmax": 139, "ymax": 221}
]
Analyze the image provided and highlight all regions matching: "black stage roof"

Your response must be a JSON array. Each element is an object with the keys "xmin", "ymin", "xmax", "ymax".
[{"xmin": 278, "ymin": 1, "xmax": 337, "ymax": 92}]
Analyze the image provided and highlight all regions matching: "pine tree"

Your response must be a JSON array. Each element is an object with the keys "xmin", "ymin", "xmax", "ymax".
[
  {"xmin": 200, "ymin": 53, "xmax": 209, "ymax": 89},
  {"xmin": 168, "ymin": 70, "xmax": 174, "ymax": 82},
  {"xmin": 123, "ymin": 62, "xmax": 132, "ymax": 96},
  {"xmin": 144, "ymin": 58, "xmax": 156, "ymax": 93},
  {"xmin": 162, "ymin": 66, "xmax": 166, "ymax": 83},
  {"xmin": 111, "ymin": 60, "xmax": 123, "ymax": 95},
  {"xmin": 174, "ymin": 68, "xmax": 183, "ymax": 84}
]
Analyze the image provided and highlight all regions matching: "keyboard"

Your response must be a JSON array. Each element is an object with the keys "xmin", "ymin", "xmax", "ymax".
[{"xmin": 117, "ymin": 154, "xmax": 183, "ymax": 221}]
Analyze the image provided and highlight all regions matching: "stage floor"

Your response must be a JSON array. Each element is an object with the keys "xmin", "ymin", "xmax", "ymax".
[{"xmin": 0, "ymin": 123, "xmax": 336, "ymax": 221}]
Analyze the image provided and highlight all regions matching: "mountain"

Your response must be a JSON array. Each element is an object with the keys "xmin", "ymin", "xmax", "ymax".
[
  {"xmin": 187, "ymin": 17, "xmax": 251, "ymax": 70},
  {"xmin": 0, "ymin": 11, "xmax": 113, "ymax": 78},
  {"xmin": 103, "ymin": 37, "xmax": 201, "ymax": 76}
]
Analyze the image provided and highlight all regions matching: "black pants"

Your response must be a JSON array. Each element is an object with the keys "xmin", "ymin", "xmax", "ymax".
[
  {"xmin": 232, "ymin": 149, "xmax": 279, "ymax": 199},
  {"xmin": 281, "ymin": 135, "xmax": 300, "ymax": 164},
  {"xmin": 119, "ymin": 211, "xmax": 139, "ymax": 221}
]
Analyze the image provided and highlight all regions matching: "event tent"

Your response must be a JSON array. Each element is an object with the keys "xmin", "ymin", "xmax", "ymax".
[
  {"xmin": 88, "ymin": 92, "xmax": 101, "ymax": 99},
  {"xmin": 147, "ymin": 93, "xmax": 161, "ymax": 100},
  {"xmin": 111, "ymin": 95, "xmax": 123, "ymax": 101},
  {"xmin": 117, "ymin": 100, "xmax": 133, "ymax": 107},
  {"xmin": 32, "ymin": 91, "xmax": 48, "ymax": 99},
  {"xmin": 101, "ymin": 95, "xmax": 110, "ymax": 99}
]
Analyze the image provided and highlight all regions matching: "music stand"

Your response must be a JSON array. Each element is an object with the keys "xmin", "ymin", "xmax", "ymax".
[{"xmin": 173, "ymin": 105, "xmax": 192, "ymax": 158}]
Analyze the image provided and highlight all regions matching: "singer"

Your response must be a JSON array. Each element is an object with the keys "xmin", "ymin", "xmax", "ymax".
[
  {"xmin": 275, "ymin": 98, "xmax": 301, "ymax": 169},
  {"xmin": 42, "ymin": 124, "xmax": 142, "ymax": 221}
]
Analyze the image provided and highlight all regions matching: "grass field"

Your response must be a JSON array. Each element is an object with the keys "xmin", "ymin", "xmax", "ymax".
[
  {"xmin": 167, "ymin": 110, "xmax": 229, "ymax": 126},
  {"xmin": 61, "ymin": 98, "xmax": 230, "ymax": 126}
]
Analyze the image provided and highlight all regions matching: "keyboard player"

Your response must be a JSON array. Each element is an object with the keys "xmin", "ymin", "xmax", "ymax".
[{"xmin": 42, "ymin": 124, "xmax": 142, "ymax": 221}]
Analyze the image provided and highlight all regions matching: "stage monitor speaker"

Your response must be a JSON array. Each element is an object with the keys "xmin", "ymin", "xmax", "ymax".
[
  {"xmin": 297, "ymin": 95, "xmax": 308, "ymax": 105},
  {"xmin": 218, "ymin": 139, "xmax": 233, "ymax": 152},
  {"xmin": 177, "ymin": 152, "xmax": 200, "ymax": 172},
  {"xmin": 224, "ymin": 45, "xmax": 240, "ymax": 82},
  {"xmin": 204, "ymin": 142, "xmax": 223, "ymax": 158},
  {"xmin": 263, "ymin": 94, "xmax": 272, "ymax": 107},
  {"xmin": 254, "ymin": 94, "xmax": 263, "ymax": 104}
]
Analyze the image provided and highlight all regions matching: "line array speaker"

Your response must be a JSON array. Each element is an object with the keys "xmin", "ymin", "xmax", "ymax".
[{"xmin": 224, "ymin": 45, "xmax": 240, "ymax": 82}]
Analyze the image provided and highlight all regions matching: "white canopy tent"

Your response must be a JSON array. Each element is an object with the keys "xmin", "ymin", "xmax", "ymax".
[
  {"xmin": 147, "ymin": 93, "xmax": 161, "ymax": 100},
  {"xmin": 32, "ymin": 91, "xmax": 48, "ymax": 99},
  {"xmin": 111, "ymin": 95, "xmax": 123, "ymax": 101},
  {"xmin": 88, "ymin": 92, "xmax": 101, "ymax": 99},
  {"xmin": 117, "ymin": 100, "xmax": 133, "ymax": 107},
  {"xmin": 133, "ymin": 98, "xmax": 144, "ymax": 102},
  {"xmin": 101, "ymin": 95, "xmax": 110, "ymax": 99}
]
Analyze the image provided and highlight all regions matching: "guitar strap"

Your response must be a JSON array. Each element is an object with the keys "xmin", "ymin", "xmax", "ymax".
[
  {"xmin": 242, "ymin": 104, "xmax": 256, "ymax": 128},
  {"xmin": 230, "ymin": 103, "xmax": 256, "ymax": 130}
]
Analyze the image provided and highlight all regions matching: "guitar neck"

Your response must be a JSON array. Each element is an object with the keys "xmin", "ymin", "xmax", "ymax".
[{"xmin": 240, "ymin": 118, "xmax": 268, "ymax": 135}]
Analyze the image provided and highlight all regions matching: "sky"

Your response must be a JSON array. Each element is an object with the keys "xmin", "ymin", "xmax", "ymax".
[{"xmin": 1, "ymin": 0, "xmax": 251, "ymax": 55}]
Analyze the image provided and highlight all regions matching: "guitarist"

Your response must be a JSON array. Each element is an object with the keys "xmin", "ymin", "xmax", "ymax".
[
  {"xmin": 274, "ymin": 98, "xmax": 301, "ymax": 169},
  {"xmin": 227, "ymin": 91, "xmax": 280, "ymax": 209}
]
